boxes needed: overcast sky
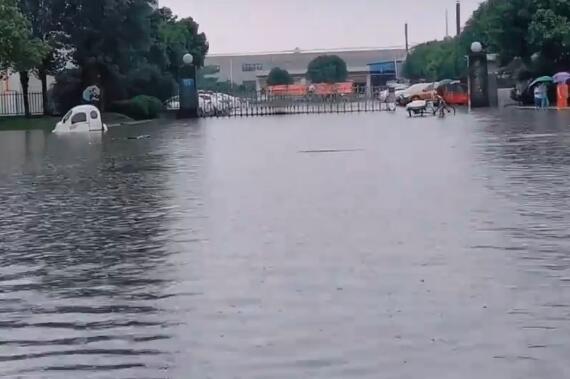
[160,0,484,54]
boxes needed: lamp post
[467,41,490,108]
[178,53,199,119]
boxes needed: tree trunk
[39,67,49,116]
[19,71,31,118]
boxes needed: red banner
[268,82,354,96]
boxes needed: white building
[204,47,407,90]
[0,71,55,116]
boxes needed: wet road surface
[1,110,570,378]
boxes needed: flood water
[1,110,570,378]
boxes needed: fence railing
[182,86,394,118]
[0,92,44,117]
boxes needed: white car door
[88,109,102,131]
[69,111,89,132]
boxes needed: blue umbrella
[553,72,570,84]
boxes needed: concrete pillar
[468,52,489,108]
[178,65,198,118]
[487,54,499,107]
[366,74,372,97]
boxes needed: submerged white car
[53,105,108,133]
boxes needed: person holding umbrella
[540,82,550,108]
[553,72,570,109]
[529,76,554,109]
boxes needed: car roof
[405,83,431,92]
[71,105,100,113]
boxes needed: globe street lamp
[467,41,490,108]
[178,52,199,119]
[183,53,194,66]
[470,41,483,54]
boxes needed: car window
[71,112,87,124]
[62,110,72,123]
[90,111,98,119]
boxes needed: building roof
[204,48,407,84]
[206,48,406,73]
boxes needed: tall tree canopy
[306,55,348,83]
[2,0,210,112]
[18,0,69,114]
[404,0,570,80]
[64,0,154,75]
[0,0,48,116]
[53,2,208,107]
[148,9,209,79]
[267,67,293,85]
[0,0,46,71]
[403,39,463,81]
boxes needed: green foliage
[404,39,465,81]
[64,0,154,73]
[460,0,536,66]
[3,1,209,113]
[0,0,47,71]
[110,95,163,120]
[267,67,293,85]
[126,63,176,101]
[57,3,208,107]
[404,0,570,80]
[528,8,570,71]
[17,0,69,73]
[307,55,348,83]
[148,7,209,79]
[51,68,83,113]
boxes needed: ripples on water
[0,111,569,378]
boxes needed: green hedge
[110,95,163,120]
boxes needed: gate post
[366,74,372,98]
[178,53,199,119]
[468,42,490,108]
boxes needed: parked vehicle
[164,93,236,116]
[440,81,468,105]
[380,83,409,102]
[164,96,180,111]
[397,83,437,105]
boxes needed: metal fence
[0,92,44,117]
[189,86,393,118]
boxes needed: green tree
[267,67,293,85]
[404,39,465,81]
[528,7,570,71]
[18,0,69,115]
[404,0,570,81]
[306,55,348,83]
[149,7,209,79]
[62,0,155,107]
[0,0,47,117]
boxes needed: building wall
[1,71,55,93]
[1,72,56,116]
[204,48,406,85]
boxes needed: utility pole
[445,9,449,38]
[456,1,461,36]
[405,23,409,54]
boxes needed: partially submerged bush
[110,95,163,120]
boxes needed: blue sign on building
[368,61,397,75]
